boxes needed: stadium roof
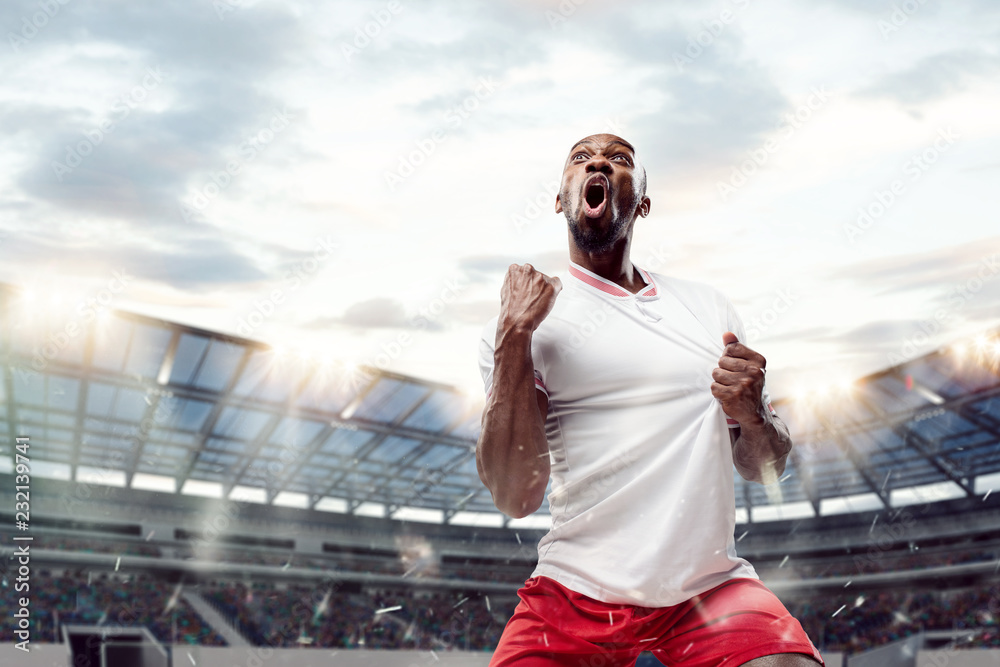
[1,283,998,528]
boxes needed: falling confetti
[984,489,992,502]
[737,531,748,542]
[186,652,196,665]
[854,595,865,608]
[779,555,789,568]
[114,556,121,571]
[452,597,468,608]
[844,580,852,588]
[375,605,402,615]
[832,605,846,617]
[485,596,491,612]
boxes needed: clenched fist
[499,263,562,335]
[711,331,769,427]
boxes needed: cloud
[826,237,1000,298]
[857,50,1000,106]
[6,1,304,230]
[306,297,448,331]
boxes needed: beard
[567,213,628,254]
[562,187,637,254]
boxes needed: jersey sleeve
[724,299,776,429]
[478,316,548,399]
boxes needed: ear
[555,194,563,214]
[638,196,650,218]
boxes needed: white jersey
[478,261,776,607]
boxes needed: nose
[585,154,612,174]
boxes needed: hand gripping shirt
[478,262,777,607]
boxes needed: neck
[568,234,644,294]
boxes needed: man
[476,134,824,666]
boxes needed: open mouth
[582,175,609,218]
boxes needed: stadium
[1,281,998,667]
[2,1,999,665]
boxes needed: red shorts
[490,576,824,667]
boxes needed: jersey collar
[568,261,659,300]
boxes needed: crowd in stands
[203,581,507,651]
[5,532,1000,657]
[789,583,1000,653]
[0,571,226,646]
[3,567,999,656]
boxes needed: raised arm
[711,331,793,485]
[476,264,561,518]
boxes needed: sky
[2,0,999,404]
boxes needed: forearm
[732,410,793,485]
[476,326,550,518]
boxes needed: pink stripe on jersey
[568,262,658,298]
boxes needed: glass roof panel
[112,387,150,422]
[412,444,464,469]
[295,368,358,414]
[353,379,428,423]
[123,322,171,379]
[368,436,421,463]
[317,428,376,458]
[192,340,246,392]
[169,333,210,385]
[40,376,81,413]
[401,389,467,432]
[173,399,213,432]
[90,317,132,372]
[85,382,116,417]
[213,406,272,441]
[268,417,326,448]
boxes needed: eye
[572,153,589,161]
[612,154,632,164]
